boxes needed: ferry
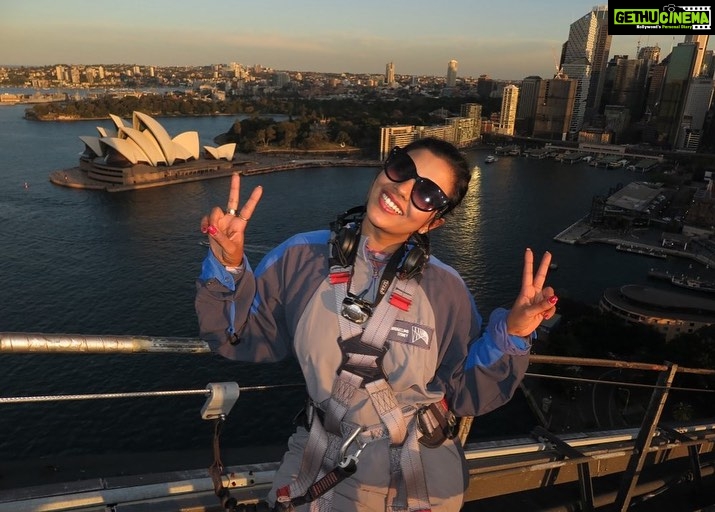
[648,268,715,293]
[616,244,667,259]
[0,334,714,511]
[670,274,715,293]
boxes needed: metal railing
[1,332,714,511]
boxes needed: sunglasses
[383,147,451,213]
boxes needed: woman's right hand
[200,173,263,267]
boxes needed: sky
[1,0,709,81]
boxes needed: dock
[553,218,715,267]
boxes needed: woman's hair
[402,137,471,217]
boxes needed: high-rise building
[70,66,81,84]
[385,62,395,86]
[516,76,541,136]
[273,72,290,88]
[703,50,715,77]
[654,42,700,146]
[605,56,648,121]
[498,85,519,136]
[684,35,709,77]
[460,103,482,120]
[677,76,714,150]
[561,5,611,139]
[476,75,495,101]
[533,75,578,140]
[447,60,458,87]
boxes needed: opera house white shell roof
[79,111,235,167]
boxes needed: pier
[553,218,715,268]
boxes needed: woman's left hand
[506,248,558,337]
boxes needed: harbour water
[0,104,708,466]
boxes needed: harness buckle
[337,334,389,387]
[417,399,456,448]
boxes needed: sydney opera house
[50,111,237,191]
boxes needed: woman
[195,137,557,511]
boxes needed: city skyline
[2,0,708,81]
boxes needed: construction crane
[552,47,566,79]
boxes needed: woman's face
[362,147,455,250]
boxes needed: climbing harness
[274,223,449,511]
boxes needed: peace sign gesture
[505,248,558,337]
[201,173,263,267]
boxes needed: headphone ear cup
[400,245,428,280]
[335,225,358,267]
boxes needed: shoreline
[554,217,715,269]
[49,153,382,192]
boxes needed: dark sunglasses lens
[412,179,447,211]
[385,152,415,182]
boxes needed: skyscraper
[447,60,458,87]
[655,42,699,146]
[498,85,519,136]
[516,76,541,136]
[533,75,578,140]
[605,56,648,121]
[684,35,709,77]
[385,62,395,86]
[678,77,714,150]
[561,5,611,139]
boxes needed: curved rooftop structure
[66,111,237,190]
[77,111,234,170]
[600,284,715,340]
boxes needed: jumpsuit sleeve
[437,280,532,418]
[194,245,294,363]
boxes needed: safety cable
[525,372,715,394]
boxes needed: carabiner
[338,426,366,469]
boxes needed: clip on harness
[275,426,367,509]
[275,236,434,512]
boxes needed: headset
[329,205,430,280]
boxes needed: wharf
[554,218,715,268]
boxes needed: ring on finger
[237,212,250,222]
[226,208,237,216]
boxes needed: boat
[484,155,498,163]
[615,244,667,259]
[648,268,715,293]
[670,274,715,293]
[0,334,714,511]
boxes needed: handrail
[2,332,714,377]
[0,332,210,353]
[1,332,714,510]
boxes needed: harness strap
[324,370,362,435]
[400,423,431,512]
[285,413,330,504]
[331,264,363,340]
[325,275,409,434]
[387,446,405,512]
[365,379,407,446]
